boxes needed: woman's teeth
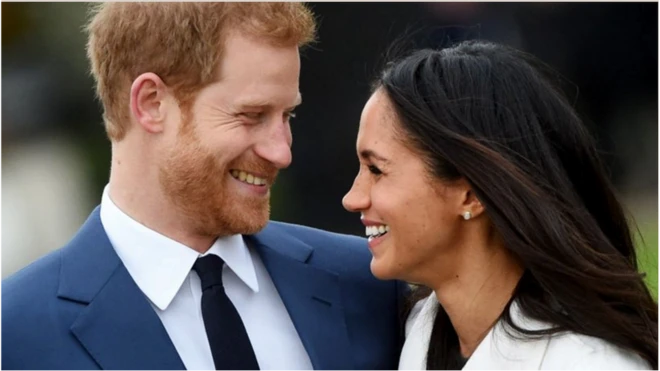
[366,225,390,239]
[230,170,267,186]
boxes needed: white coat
[399,292,651,370]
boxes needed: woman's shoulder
[542,332,650,369]
[482,301,651,370]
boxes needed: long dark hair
[376,41,658,369]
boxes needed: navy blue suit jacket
[2,207,407,370]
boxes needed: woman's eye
[367,165,382,175]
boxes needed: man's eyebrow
[359,149,390,164]
[237,93,302,111]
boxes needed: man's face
[159,31,301,237]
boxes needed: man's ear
[129,72,170,134]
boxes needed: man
[2,3,406,370]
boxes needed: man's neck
[107,177,216,254]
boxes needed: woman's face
[343,90,471,283]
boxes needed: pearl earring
[462,211,472,220]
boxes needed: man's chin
[197,207,270,237]
[240,208,271,234]
[239,220,269,236]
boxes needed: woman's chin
[370,258,399,281]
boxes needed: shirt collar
[100,185,259,311]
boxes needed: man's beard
[158,124,277,237]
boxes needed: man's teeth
[365,225,390,238]
[230,170,267,185]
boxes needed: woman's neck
[432,244,524,358]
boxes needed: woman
[343,40,657,370]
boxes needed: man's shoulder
[2,247,65,347]
[266,221,365,245]
[261,221,379,280]
[3,247,63,304]
[263,221,407,313]
[264,221,369,260]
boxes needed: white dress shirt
[100,186,312,370]
[399,292,650,370]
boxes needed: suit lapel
[247,223,354,370]
[58,207,185,370]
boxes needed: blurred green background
[637,219,658,298]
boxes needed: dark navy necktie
[193,254,260,370]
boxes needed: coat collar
[464,300,553,370]
[59,211,355,370]
[399,292,553,370]
[58,207,185,370]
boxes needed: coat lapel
[247,223,354,370]
[58,207,185,370]
[464,302,552,370]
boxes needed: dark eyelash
[368,165,382,175]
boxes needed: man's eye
[368,165,382,175]
[241,112,263,120]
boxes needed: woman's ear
[458,183,485,221]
